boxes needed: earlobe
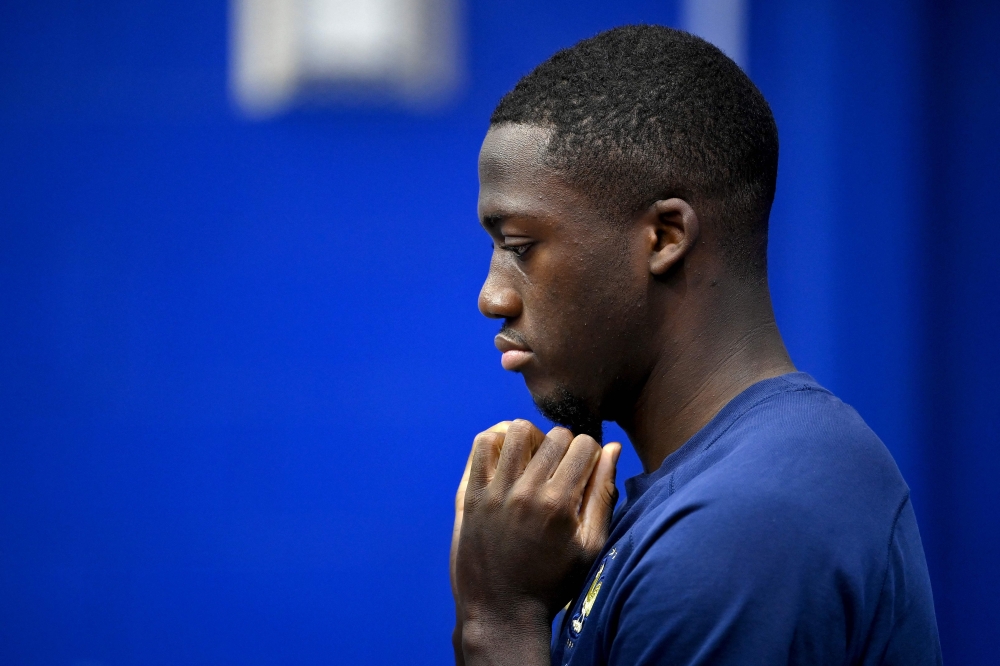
[646,198,700,276]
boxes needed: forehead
[478,124,550,180]
[477,124,588,223]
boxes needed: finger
[457,421,513,510]
[487,421,513,435]
[521,426,574,485]
[579,442,621,552]
[468,429,506,494]
[549,434,603,506]
[493,419,546,491]
[453,421,514,600]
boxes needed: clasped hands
[450,419,621,665]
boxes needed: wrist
[460,602,551,664]
[461,594,552,624]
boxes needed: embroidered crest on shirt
[569,547,616,638]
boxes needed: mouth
[494,329,534,372]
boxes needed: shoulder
[601,382,915,659]
[621,381,907,602]
[670,379,910,534]
[591,379,940,663]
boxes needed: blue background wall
[1,1,997,664]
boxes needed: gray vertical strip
[680,0,748,71]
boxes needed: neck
[616,280,795,472]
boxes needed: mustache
[498,323,529,347]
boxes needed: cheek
[576,242,646,313]
[543,260,645,349]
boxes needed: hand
[454,419,621,664]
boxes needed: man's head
[478,26,779,439]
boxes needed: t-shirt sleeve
[862,498,942,666]
[603,493,940,665]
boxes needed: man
[451,25,941,665]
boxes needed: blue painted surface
[921,1,1000,661]
[0,1,996,664]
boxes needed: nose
[478,260,522,320]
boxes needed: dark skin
[451,124,796,665]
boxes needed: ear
[641,198,700,276]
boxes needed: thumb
[579,442,621,554]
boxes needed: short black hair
[490,25,779,281]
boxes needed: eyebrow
[481,210,545,228]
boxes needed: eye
[499,239,533,259]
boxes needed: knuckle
[482,485,506,510]
[473,430,499,447]
[488,420,512,433]
[464,487,487,510]
[548,426,574,446]
[541,486,567,513]
[510,418,533,430]
[506,419,534,441]
[508,486,535,510]
[568,435,601,464]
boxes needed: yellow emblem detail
[571,560,606,634]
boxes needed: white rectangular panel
[230,0,460,116]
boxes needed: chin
[529,381,604,442]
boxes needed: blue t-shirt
[551,373,941,665]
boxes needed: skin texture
[451,124,796,665]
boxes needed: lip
[494,333,534,372]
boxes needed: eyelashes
[499,242,532,258]
[493,235,534,259]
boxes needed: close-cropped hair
[491,25,779,281]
